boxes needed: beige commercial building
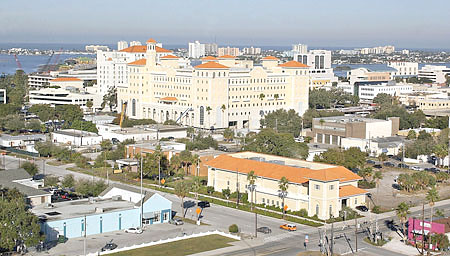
[117,39,310,130]
[206,152,367,220]
[310,116,399,146]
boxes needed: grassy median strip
[110,234,236,256]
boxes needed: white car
[124,227,143,234]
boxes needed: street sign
[196,208,201,215]
[284,205,288,211]
[161,178,165,185]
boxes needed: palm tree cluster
[167,150,201,177]
[397,171,440,192]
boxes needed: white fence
[86,230,241,256]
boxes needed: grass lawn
[110,234,237,256]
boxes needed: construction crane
[40,51,54,73]
[13,54,22,70]
[119,101,128,128]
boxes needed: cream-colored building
[117,39,310,130]
[206,152,367,220]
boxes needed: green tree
[260,109,303,137]
[406,130,417,140]
[244,128,308,159]
[191,176,201,200]
[61,174,75,189]
[426,186,440,251]
[86,100,93,112]
[314,147,366,170]
[26,119,42,131]
[278,176,289,219]
[309,88,358,109]
[101,87,117,111]
[223,128,234,142]
[4,115,25,132]
[0,188,42,252]
[21,162,39,176]
[431,233,450,251]
[222,188,231,200]
[372,93,394,106]
[396,202,410,244]
[436,172,449,183]
[247,170,257,210]
[100,139,113,151]
[206,106,212,128]
[302,109,344,129]
[70,120,98,133]
[44,175,59,187]
[55,104,83,125]
[221,104,226,127]
[174,180,191,217]
[29,104,56,122]
[434,144,448,166]
[373,170,383,205]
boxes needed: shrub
[372,205,381,214]
[358,180,376,189]
[21,161,39,176]
[229,224,239,233]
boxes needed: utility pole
[330,221,334,256]
[140,155,143,229]
[254,190,257,238]
[355,218,358,252]
[236,169,239,208]
[422,203,425,255]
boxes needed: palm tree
[258,93,265,118]
[433,144,448,167]
[373,170,383,205]
[274,94,279,101]
[206,106,212,129]
[221,104,226,128]
[174,180,191,217]
[396,202,410,244]
[191,176,201,200]
[278,176,289,219]
[426,186,440,251]
[247,171,256,210]
[192,154,200,176]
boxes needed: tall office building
[294,49,337,87]
[130,41,142,46]
[242,47,261,55]
[188,41,206,58]
[117,38,310,130]
[292,44,308,54]
[205,43,218,55]
[218,47,240,56]
[117,41,128,51]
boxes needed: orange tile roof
[202,56,218,60]
[160,55,179,59]
[339,185,368,198]
[107,57,113,61]
[51,77,82,82]
[278,60,309,68]
[128,59,146,65]
[160,97,178,101]
[218,55,236,59]
[120,45,147,53]
[156,46,172,53]
[304,167,361,182]
[204,154,362,184]
[146,38,157,43]
[194,61,229,69]
[262,56,279,60]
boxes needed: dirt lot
[368,166,450,210]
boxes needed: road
[7,155,450,256]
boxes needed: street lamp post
[278,190,288,218]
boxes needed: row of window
[229,86,286,91]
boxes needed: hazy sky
[1,0,449,48]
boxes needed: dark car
[366,159,376,164]
[350,167,360,174]
[101,242,117,252]
[427,167,440,173]
[373,164,382,169]
[218,145,228,152]
[397,163,409,169]
[383,162,395,167]
[111,138,120,145]
[356,205,369,212]
[257,227,272,234]
[169,218,184,225]
[198,201,210,208]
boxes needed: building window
[163,211,169,221]
[262,198,265,204]
[316,204,319,216]
[132,99,136,116]
[329,185,334,190]
[329,205,333,217]
[276,201,279,206]
[272,200,274,205]
[154,212,160,222]
[355,198,358,205]
[315,184,320,190]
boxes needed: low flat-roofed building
[83,115,115,125]
[51,129,102,146]
[415,98,450,111]
[0,134,46,152]
[97,124,187,142]
[341,136,404,157]
[35,184,172,241]
[206,152,367,220]
[0,168,51,207]
[311,115,399,146]
[28,88,102,111]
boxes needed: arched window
[199,106,204,125]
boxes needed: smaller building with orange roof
[205,151,367,220]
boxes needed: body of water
[332,63,450,77]
[0,54,94,75]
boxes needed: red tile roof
[156,46,172,53]
[120,45,146,53]
[202,56,218,60]
[51,77,82,82]
[194,61,229,69]
[160,97,178,101]
[160,55,179,59]
[128,59,146,65]
[339,185,368,198]
[278,60,309,68]
[262,56,279,60]
[218,55,236,59]
[146,38,157,43]
[205,154,362,184]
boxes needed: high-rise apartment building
[130,41,142,47]
[117,39,310,130]
[205,43,218,56]
[218,47,240,57]
[242,46,261,55]
[388,61,419,77]
[117,41,128,51]
[188,41,206,58]
[292,44,308,54]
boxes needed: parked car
[218,145,228,152]
[350,167,360,174]
[366,159,376,164]
[198,201,210,208]
[373,164,382,169]
[101,242,117,251]
[111,138,120,145]
[169,218,184,225]
[124,227,143,234]
[280,224,297,231]
[428,167,441,173]
[397,163,409,169]
[257,227,272,234]
[383,162,395,167]
[356,205,369,212]
[410,166,424,171]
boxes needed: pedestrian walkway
[382,232,422,256]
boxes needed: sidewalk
[381,231,422,256]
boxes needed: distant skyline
[1,0,449,49]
